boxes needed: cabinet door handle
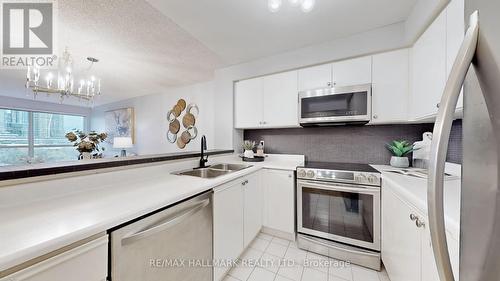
[373,114,378,119]
[410,213,418,221]
[327,82,332,87]
[416,218,425,228]
[436,103,440,108]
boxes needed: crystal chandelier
[268,0,315,13]
[26,48,101,103]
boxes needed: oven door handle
[298,180,380,194]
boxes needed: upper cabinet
[262,71,299,128]
[234,78,263,128]
[235,70,299,129]
[297,56,372,92]
[446,0,465,110]
[332,56,372,87]
[371,49,410,124]
[297,63,333,91]
[411,12,447,120]
[410,0,465,120]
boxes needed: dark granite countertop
[0,149,234,182]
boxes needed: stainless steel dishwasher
[110,191,213,281]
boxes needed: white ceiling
[146,0,418,65]
[0,0,223,106]
[0,0,418,107]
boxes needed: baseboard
[261,226,295,241]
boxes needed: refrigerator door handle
[428,11,479,281]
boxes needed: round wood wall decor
[172,104,182,117]
[182,113,196,128]
[181,130,192,144]
[167,99,198,149]
[176,137,186,149]
[177,99,187,111]
[169,119,180,134]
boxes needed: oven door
[299,84,371,125]
[297,179,380,251]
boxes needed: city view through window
[0,108,85,166]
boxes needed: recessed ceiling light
[301,0,315,12]
[268,0,282,13]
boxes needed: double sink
[174,163,252,179]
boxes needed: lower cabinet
[262,169,295,237]
[382,183,459,281]
[3,235,108,281]
[243,172,263,247]
[213,171,263,281]
[382,187,424,281]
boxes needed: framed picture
[105,107,135,144]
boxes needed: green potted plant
[242,140,256,159]
[66,130,107,160]
[386,140,418,168]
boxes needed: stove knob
[356,174,367,183]
[297,169,306,178]
[368,175,378,184]
[306,170,315,178]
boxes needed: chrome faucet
[199,135,209,168]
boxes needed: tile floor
[223,232,391,281]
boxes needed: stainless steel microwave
[299,84,372,126]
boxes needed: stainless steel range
[296,162,381,270]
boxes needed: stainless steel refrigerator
[428,0,500,280]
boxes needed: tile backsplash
[244,120,462,165]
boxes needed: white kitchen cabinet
[234,77,263,128]
[421,226,460,281]
[371,49,410,124]
[382,182,459,281]
[382,187,423,281]
[421,228,441,281]
[446,0,465,110]
[297,56,372,92]
[213,179,245,281]
[243,172,263,248]
[411,11,447,120]
[235,71,299,129]
[332,56,372,87]
[263,71,299,128]
[298,63,333,91]
[262,169,295,236]
[410,0,465,121]
[3,235,108,281]
[213,171,263,281]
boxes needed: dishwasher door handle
[121,199,210,246]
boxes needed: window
[0,108,85,166]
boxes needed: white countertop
[371,164,461,241]
[0,153,304,272]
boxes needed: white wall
[90,81,215,156]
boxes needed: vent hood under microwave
[299,84,372,126]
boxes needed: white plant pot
[81,152,92,160]
[244,149,254,158]
[390,156,410,168]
